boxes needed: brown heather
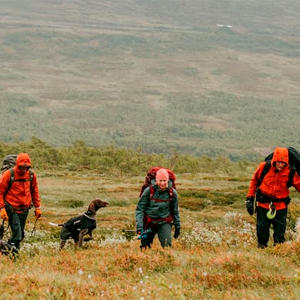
[0,170,300,299]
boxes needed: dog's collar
[83,213,96,220]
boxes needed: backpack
[1,154,34,194]
[139,166,176,197]
[257,147,300,189]
[1,154,18,173]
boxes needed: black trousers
[7,210,29,249]
[256,206,287,247]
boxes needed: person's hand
[174,228,180,239]
[35,208,42,219]
[246,197,254,215]
[0,208,8,221]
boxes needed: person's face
[19,165,30,175]
[157,179,168,190]
[275,161,287,171]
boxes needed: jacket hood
[271,147,289,165]
[16,153,32,168]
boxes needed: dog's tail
[48,222,64,227]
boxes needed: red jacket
[247,147,300,210]
[0,153,41,212]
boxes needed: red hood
[16,153,32,168]
[271,147,289,165]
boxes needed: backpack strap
[5,168,34,195]
[149,185,174,202]
[7,168,15,192]
[257,160,271,190]
[149,185,154,199]
[287,165,296,188]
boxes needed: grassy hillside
[1,168,300,299]
[0,0,300,159]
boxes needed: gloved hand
[0,208,9,221]
[174,228,180,239]
[246,197,255,215]
[138,229,152,249]
[35,208,42,219]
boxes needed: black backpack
[1,154,18,173]
[257,147,300,189]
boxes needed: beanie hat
[156,168,169,181]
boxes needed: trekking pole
[0,220,5,240]
[31,218,38,237]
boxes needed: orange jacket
[0,153,41,212]
[247,147,300,210]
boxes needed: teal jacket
[135,180,181,232]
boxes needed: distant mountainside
[0,0,299,160]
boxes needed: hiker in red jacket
[0,153,42,250]
[246,147,300,248]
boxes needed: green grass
[1,168,300,299]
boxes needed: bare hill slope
[0,0,299,160]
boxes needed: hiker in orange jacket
[0,153,42,250]
[246,147,300,248]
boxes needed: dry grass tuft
[0,172,300,299]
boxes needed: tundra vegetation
[0,140,300,299]
[1,0,300,160]
[1,0,300,297]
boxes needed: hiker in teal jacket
[136,168,181,248]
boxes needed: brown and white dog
[51,199,108,249]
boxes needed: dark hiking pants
[256,206,287,247]
[7,210,29,249]
[143,222,172,248]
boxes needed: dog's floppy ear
[88,199,108,213]
[88,200,97,213]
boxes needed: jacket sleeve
[135,187,150,231]
[171,189,181,229]
[30,173,41,208]
[246,162,266,198]
[0,170,11,209]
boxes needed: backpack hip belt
[5,201,31,213]
[143,214,173,229]
[256,190,290,204]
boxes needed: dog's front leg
[78,228,89,247]
[60,240,66,250]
